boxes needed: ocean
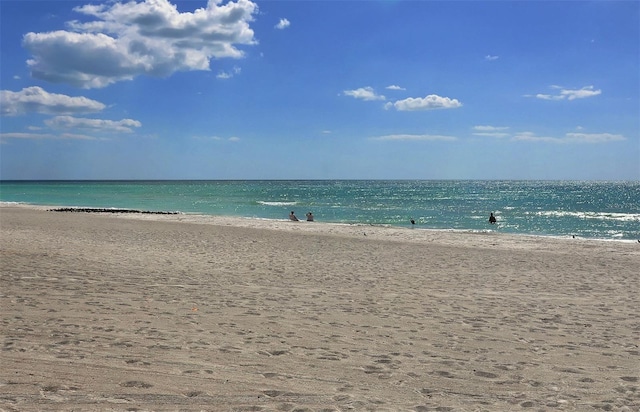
[1,180,639,242]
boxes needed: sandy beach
[1,205,639,411]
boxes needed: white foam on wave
[535,210,640,222]
[257,201,298,206]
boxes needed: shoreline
[3,202,638,245]
[1,205,639,410]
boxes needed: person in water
[289,211,299,221]
[306,212,314,221]
[489,213,497,224]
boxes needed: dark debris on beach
[49,207,179,215]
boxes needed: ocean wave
[257,201,298,207]
[534,210,640,222]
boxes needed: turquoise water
[1,180,639,241]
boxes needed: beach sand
[1,205,639,411]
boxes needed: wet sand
[1,205,639,411]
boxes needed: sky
[1,0,638,180]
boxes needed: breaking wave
[535,210,640,222]
[257,201,298,207]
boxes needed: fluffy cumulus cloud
[385,94,462,111]
[343,86,386,101]
[22,0,258,88]
[275,18,290,29]
[532,85,602,101]
[0,86,105,116]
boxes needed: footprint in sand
[120,380,153,389]
[474,370,499,379]
[434,370,455,379]
[262,390,285,398]
[620,376,638,382]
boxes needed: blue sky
[1,0,638,180]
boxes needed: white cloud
[512,131,624,143]
[194,135,240,142]
[474,132,510,138]
[23,0,258,88]
[0,86,105,116]
[386,85,405,91]
[0,132,98,140]
[511,132,557,142]
[343,86,385,101]
[60,133,104,140]
[275,18,290,29]
[564,132,625,143]
[371,134,457,142]
[485,55,499,61]
[561,86,602,100]
[470,126,623,143]
[535,93,564,101]
[217,66,241,79]
[45,115,142,133]
[1,132,57,140]
[385,94,462,111]
[473,125,509,132]
[530,85,601,101]
[472,125,510,138]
